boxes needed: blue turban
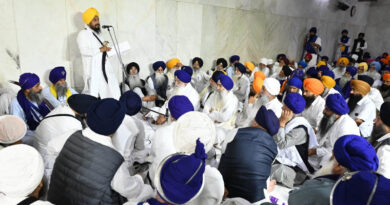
[219,74,233,90]
[119,91,142,116]
[174,70,191,83]
[292,69,305,80]
[156,139,207,204]
[87,98,125,135]
[211,71,225,83]
[319,65,330,73]
[229,55,240,63]
[332,171,390,205]
[326,93,349,115]
[283,93,306,114]
[67,94,98,114]
[19,73,40,90]
[306,67,318,78]
[380,102,390,127]
[310,27,317,33]
[346,66,357,77]
[49,66,66,84]
[153,61,166,71]
[168,95,194,120]
[341,29,348,34]
[235,63,246,74]
[358,75,374,86]
[370,61,381,72]
[255,106,280,136]
[298,60,308,69]
[288,77,303,89]
[383,67,390,72]
[321,56,329,61]
[182,66,193,77]
[322,69,335,79]
[334,135,378,171]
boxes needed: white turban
[0,115,27,144]
[352,54,358,61]
[263,78,281,96]
[0,144,44,197]
[267,59,274,65]
[259,58,268,65]
[173,111,216,154]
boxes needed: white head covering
[0,144,44,197]
[267,59,274,65]
[259,58,268,65]
[0,115,27,144]
[263,78,281,96]
[352,54,359,61]
[173,111,216,154]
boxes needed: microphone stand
[105,26,127,93]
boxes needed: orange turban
[303,78,324,95]
[383,74,390,81]
[381,58,389,66]
[351,80,371,96]
[167,58,181,69]
[254,71,266,80]
[337,57,350,65]
[317,61,326,68]
[358,62,368,72]
[321,76,336,89]
[252,78,264,94]
[387,55,390,61]
[82,8,99,25]
[245,61,255,71]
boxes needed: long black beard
[319,114,337,136]
[91,24,101,34]
[381,84,390,92]
[347,94,363,113]
[27,91,43,104]
[55,82,68,97]
[303,95,316,108]
[370,124,388,146]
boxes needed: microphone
[102,25,113,29]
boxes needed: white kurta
[322,87,340,100]
[77,26,120,99]
[300,96,325,131]
[348,95,376,138]
[332,66,346,80]
[0,196,53,205]
[203,91,238,129]
[191,69,210,93]
[42,87,78,108]
[163,83,200,111]
[376,133,390,179]
[335,38,351,60]
[309,114,360,169]
[367,87,384,111]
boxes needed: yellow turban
[82,8,99,25]
[358,62,368,72]
[351,80,371,96]
[303,78,324,95]
[167,58,181,69]
[337,57,350,65]
[321,76,336,89]
[254,71,266,80]
[317,61,326,68]
[245,61,255,72]
[252,78,264,94]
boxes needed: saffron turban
[82,7,99,25]
[338,57,350,65]
[358,62,368,72]
[383,74,390,81]
[351,79,371,96]
[317,61,326,68]
[252,77,263,94]
[254,71,266,80]
[167,58,181,69]
[245,61,255,71]
[303,78,324,95]
[321,76,336,89]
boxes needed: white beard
[215,90,229,110]
[257,93,270,107]
[367,70,378,79]
[128,74,142,90]
[172,84,186,96]
[313,158,337,178]
[339,75,351,88]
[155,73,166,87]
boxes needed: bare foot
[267,179,276,193]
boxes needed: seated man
[244,61,256,83]
[289,134,379,205]
[301,78,325,131]
[232,63,250,104]
[0,144,53,204]
[203,74,238,129]
[219,106,279,203]
[122,62,149,104]
[321,75,340,100]
[258,58,270,77]
[348,79,376,138]
[309,93,360,170]
[380,73,390,102]
[42,66,78,108]
[191,57,209,93]
[358,75,384,111]
[144,61,169,107]
[272,93,318,188]
[48,98,153,203]
[226,55,240,78]
[333,57,349,80]
[0,115,27,150]
[166,58,182,91]
[10,73,52,145]
[271,65,292,82]
[200,70,225,108]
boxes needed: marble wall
[0,0,373,91]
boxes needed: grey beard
[367,70,378,79]
[155,73,166,87]
[128,75,142,90]
[257,94,270,106]
[371,124,388,145]
[339,75,351,88]
[313,158,337,178]
[319,113,337,136]
[55,82,68,98]
[28,90,44,104]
